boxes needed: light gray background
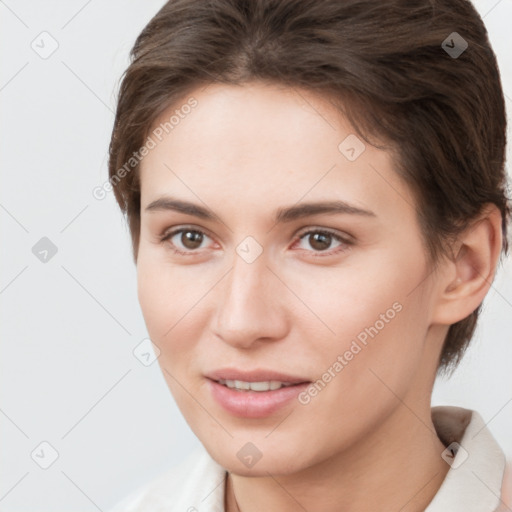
[1,1,511,510]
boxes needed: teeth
[218,379,296,391]
[234,380,251,390]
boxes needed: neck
[225,403,450,512]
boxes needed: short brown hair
[108,0,510,374]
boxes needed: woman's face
[137,81,445,475]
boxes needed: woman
[107,0,511,510]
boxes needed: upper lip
[205,368,310,384]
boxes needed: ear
[431,204,503,325]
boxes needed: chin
[204,439,310,477]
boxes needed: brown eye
[160,227,211,255]
[295,229,352,257]
[308,232,332,251]
[179,230,204,250]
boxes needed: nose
[212,248,288,349]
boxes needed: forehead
[143,81,355,171]
[138,81,413,221]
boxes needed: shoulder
[107,445,227,512]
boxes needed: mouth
[214,378,305,392]
[204,368,311,418]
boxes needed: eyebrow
[144,196,376,223]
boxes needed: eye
[293,228,352,257]
[159,227,213,256]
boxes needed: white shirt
[108,406,506,512]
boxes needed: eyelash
[158,225,352,258]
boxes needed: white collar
[426,406,506,511]
[111,406,506,512]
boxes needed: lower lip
[206,379,310,418]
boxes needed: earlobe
[431,204,503,325]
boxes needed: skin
[136,81,503,512]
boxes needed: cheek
[137,261,168,338]
[136,248,196,349]
[296,244,429,388]
[137,258,202,410]
[137,237,194,319]
[289,256,419,342]
[290,283,427,456]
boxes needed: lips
[205,368,310,385]
[204,368,312,418]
